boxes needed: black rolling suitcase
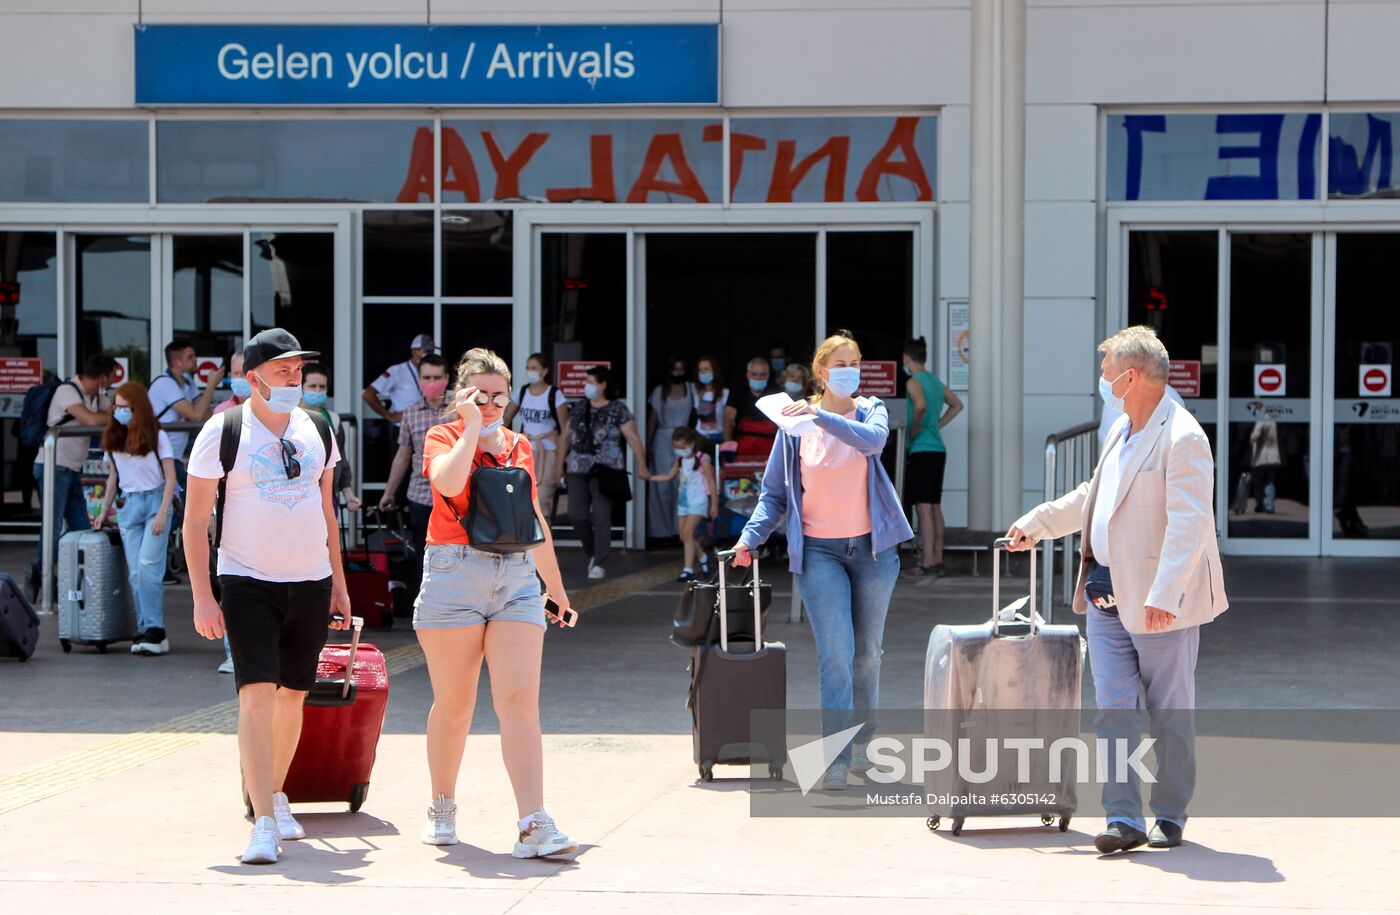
[689,551,787,782]
[0,572,40,662]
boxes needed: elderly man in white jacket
[1007,325,1228,855]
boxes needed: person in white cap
[363,334,437,503]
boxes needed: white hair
[1098,326,1169,381]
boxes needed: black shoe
[162,569,182,585]
[27,566,41,603]
[1094,822,1148,854]
[1147,820,1183,848]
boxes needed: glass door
[1324,233,1400,555]
[1222,232,1323,554]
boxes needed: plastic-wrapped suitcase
[259,617,389,814]
[0,572,40,661]
[689,551,787,782]
[923,539,1084,836]
[56,529,137,654]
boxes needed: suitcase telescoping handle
[991,537,1038,637]
[339,615,364,699]
[715,550,762,653]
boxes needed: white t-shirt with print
[107,431,174,493]
[187,407,341,583]
[516,385,567,449]
[148,370,200,457]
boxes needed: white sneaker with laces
[422,794,459,846]
[587,561,605,581]
[272,791,305,840]
[513,809,578,858]
[241,816,281,865]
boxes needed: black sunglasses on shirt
[278,439,301,481]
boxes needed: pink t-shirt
[799,411,872,540]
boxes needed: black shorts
[906,451,948,505]
[220,575,331,692]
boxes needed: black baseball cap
[243,328,319,373]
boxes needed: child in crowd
[648,427,719,581]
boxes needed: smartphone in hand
[545,599,578,628]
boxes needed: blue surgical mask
[229,377,252,399]
[303,390,328,408]
[481,418,504,435]
[784,380,804,395]
[1098,370,1132,413]
[113,407,133,426]
[770,358,786,372]
[698,372,715,385]
[675,447,694,459]
[826,366,861,398]
[583,383,600,400]
[182,371,195,383]
[748,378,767,394]
[255,375,303,414]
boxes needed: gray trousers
[566,472,614,566]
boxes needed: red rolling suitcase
[341,533,394,629]
[283,617,389,813]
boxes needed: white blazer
[1015,394,1229,635]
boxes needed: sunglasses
[278,439,301,481]
[470,392,512,408]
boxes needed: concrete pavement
[2,544,1398,912]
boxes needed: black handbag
[591,464,633,503]
[441,439,545,554]
[671,569,772,647]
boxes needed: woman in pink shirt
[730,332,913,791]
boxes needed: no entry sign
[194,356,224,389]
[859,361,899,398]
[1360,363,1392,397]
[111,357,129,386]
[1253,364,1286,398]
[556,360,609,399]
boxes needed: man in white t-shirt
[182,328,352,866]
[149,339,225,550]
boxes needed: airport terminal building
[0,1,1396,557]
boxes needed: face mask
[113,407,133,426]
[303,390,328,408]
[675,447,694,459]
[583,383,600,400]
[748,378,767,394]
[826,366,861,398]
[182,371,195,383]
[784,380,804,395]
[901,362,913,376]
[420,379,448,401]
[254,374,303,414]
[770,358,786,372]
[229,377,251,399]
[1098,370,1132,412]
[525,370,542,385]
[698,372,714,385]
[481,418,504,435]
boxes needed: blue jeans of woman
[116,488,171,633]
[793,533,900,766]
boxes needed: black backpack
[16,378,80,450]
[517,383,562,433]
[440,436,544,554]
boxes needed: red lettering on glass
[396,126,436,202]
[627,133,710,203]
[855,116,933,201]
[767,136,851,202]
[546,135,617,202]
[482,131,549,200]
[441,127,483,202]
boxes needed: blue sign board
[135,24,720,106]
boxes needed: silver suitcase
[923,538,1084,836]
[57,529,137,654]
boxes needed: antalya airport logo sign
[135,24,720,107]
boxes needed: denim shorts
[413,543,546,629]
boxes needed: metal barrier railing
[1041,421,1100,613]
[39,412,359,616]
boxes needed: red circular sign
[195,359,222,385]
[110,360,127,385]
[1363,368,1388,393]
[1257,367,1283,392]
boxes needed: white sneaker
[240,816,281,865]
[422,794,459,846]
[513,809,578,858]
[217,657,235,674]
[587,561,605,581]
[822,764,850,791]
[272,792,305,840]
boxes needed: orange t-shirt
[422,420,538,546]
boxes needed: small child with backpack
[647,427,719,582]
[93,382,177,655]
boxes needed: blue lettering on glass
[1297,113,1321,200]
[1121,115,1166,202]
[1330,113,1393,198]
[1204,114,1283,200]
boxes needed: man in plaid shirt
[379,353,451,558]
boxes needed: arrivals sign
[557,361,610,399]
[134,24,720,106]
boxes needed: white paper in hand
[756,393,817,437]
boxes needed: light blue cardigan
[738,397,914,574]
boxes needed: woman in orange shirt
[414,347,577,858]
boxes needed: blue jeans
[1086,565,1200,832]
[793,533,900,766]
[32,464,93,584]
[115,488,171,633]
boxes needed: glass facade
[0,120,148,203]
